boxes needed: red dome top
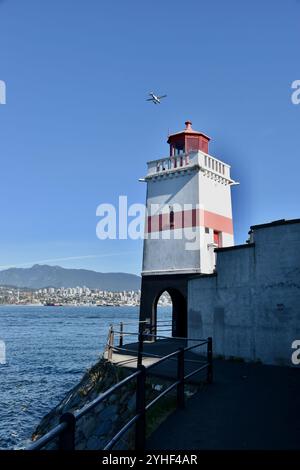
[167,121,211,156]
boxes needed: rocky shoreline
[32,358,136,450]
[31,355,194,450]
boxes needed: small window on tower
[159,213,163,232]
[170,210,175,230]
[214,230,222,247]
[205,227,210,234]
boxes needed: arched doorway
[153,288,187,338]
[139,274,193,341]
[155,291,172,338]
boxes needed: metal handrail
[113,329,207,343]
[75,371,140,420]
[27,324,212,452]
[144,333,208,342]
[110,320,171,327]
[146,347,187,371]
[113,345,208,364]
[184,341,209,351]
[114,320,147,326]
[145,380,180,411]
[184,363,209,381]
[103,414,140,450]
[27,422,68,451]
[113,346,164,358]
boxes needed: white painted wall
[142,168,200,274]
[142,150,236,276]
[198,170,234,220]
[188,221,300,366]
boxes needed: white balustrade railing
[154,154,190,173]
[146,151,231,180]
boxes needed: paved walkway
[107,338,300,449]
[106,338,209,382]
[147,359,300,450]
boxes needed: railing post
[137,328,144,367]
[207,336,213,384]
[149,321,156,343]
[177,347,185,409]
[107,325,114,361]
[135,365,146,451]
[119,321,123,348]
[59,412,76,450]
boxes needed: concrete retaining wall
[188,220,300,366]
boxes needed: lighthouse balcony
[145,151,233,183]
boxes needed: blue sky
[0,0,299,274]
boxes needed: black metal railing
[106,319,173,361]
[27,323,212,452]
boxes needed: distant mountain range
[0,264,141,291]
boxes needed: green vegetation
[146,394,177,438]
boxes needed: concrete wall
[188,220,300,366]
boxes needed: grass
[146,394,177,438]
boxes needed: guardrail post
[144,320,151,342]
[207,337,213,384]
[137,328,144,367]
[146,318,155,343]
[177,347,185,409]
[59,412,76,450]
[107,325,114,361]
[119,321,124,348]
[135,365,146,451]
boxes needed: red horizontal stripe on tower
[146,209,233,235]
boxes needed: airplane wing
[146,98,154,101]
[158,95,167,99]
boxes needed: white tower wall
[141,125,237,277]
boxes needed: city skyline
[0,285,172,307]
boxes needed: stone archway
[139,274,192,339]
[153,288,187,338]
[153,290,172,338]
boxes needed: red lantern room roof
[167,121,211,141]
[167,121,211,156]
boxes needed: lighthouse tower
[139,121,237,337]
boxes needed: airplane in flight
[146,92,167,104]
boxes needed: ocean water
[0,305,171,450]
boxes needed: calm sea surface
[0,305,171,449]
